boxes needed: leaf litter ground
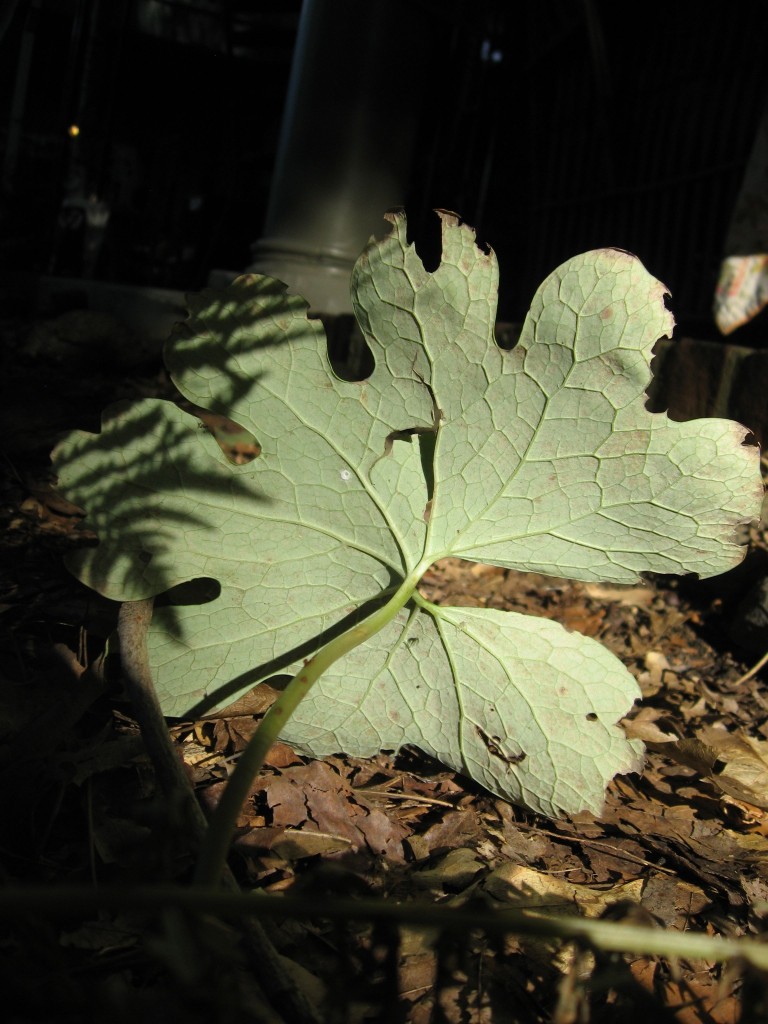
[3,313,768,1022]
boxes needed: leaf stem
[194,563,430,886]
[411,590,441,613]
[3,884,768,972]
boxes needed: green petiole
[194,560,432,886]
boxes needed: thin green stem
[3,885,768,972]
[411,590,441,613]
[194,563,431,886]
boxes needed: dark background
[2,0,768,336]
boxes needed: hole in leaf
[495,322,523,351]
[407,211,443,273]
[585,712,598,722]
[475,725,526,765]
[322,313,374,382]
[743,429,759,448]
[190,407,261,465]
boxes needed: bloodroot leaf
[52,211,763,817]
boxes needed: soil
[3,310,768,1023]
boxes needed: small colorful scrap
[714,253,768,335]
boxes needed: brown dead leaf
[638,651,675,697]
[271,829,353,860]
[27,482,86,518]
[697,726,768,809]
[658,969,741,1024]
[246,759,409,861]
[681,695,710,723]
[478,864,647,980]
[627,958,741,1024]
[582,583,654,607]
[265,775,310,828]
[622,706,679,745]
[640,873,709,929]
[648,725,768,810]
[264,742,304,769]
[559,602,605,636]
[411,847,486,891]
[204,683,281,720]
[216,716,259,752]
[398,926,437,1014]
[482,863,644,919]
[605,799,765,905]
[418,808,484,856]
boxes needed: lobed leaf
[52,211,763,815]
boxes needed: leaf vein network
[255,378,412,570]
[445,318,582,554]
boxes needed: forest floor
[3,310,768,1023]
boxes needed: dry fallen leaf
[647,724,768,810]
[482,862,644,919]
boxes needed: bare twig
[117,600,322,1024]
[354,787,456,809]
[732,648,768,687]
[118,600,203,829]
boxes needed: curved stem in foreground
[194,564,429,887]
[3,885,768,972]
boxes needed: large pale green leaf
[53,211,763,816]
[287,604,644,816]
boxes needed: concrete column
[247,0,423,314]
